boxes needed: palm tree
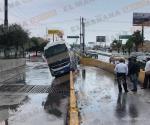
[126,37,133,55]
[132,30,143,52]
[112,39,122,53]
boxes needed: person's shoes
[125,90,129,93]
[131,89,137,92]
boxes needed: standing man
[142,57,150,89]
[115,58,128,93]
[128,57,140,92]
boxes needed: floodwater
[0,61,70,125]
[1,59,150,125]
[75,66,150,125]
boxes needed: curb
[69,71,79,125]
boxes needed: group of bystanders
[114,56,150,93]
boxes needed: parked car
[130,52,144,57]
[109,55,125,64]
[136,55,150,70]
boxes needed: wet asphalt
[75,66,150,125]
[0,61,70,125]
[1,59,150,125]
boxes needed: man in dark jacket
[128,57,140,92]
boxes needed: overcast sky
[0,0,150,45]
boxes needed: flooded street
[75,66,150,125]
[1,61,150,125]
[0,61,70,125]
[1,0,150,124]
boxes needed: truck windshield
[45,44,68,58]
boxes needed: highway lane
[0,61,70,125]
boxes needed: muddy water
[0,61,70,125]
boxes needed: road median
[80,57,145,86]
[69,71,79,125]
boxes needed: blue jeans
[130,74,138,90]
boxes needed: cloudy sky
[0,0,150,45]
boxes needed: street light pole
[4,0,8,27]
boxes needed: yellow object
[48,29,63,35]
[69,71,79,125]
[80,57,145,85]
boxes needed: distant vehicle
[136,55,150,70]
[44,40,71,77]
[145,52,150,56]
[85,51,98,59]
[109,55,125,64]
[130,52,144,57]
[136,55,148,62]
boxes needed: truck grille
[50,58,70,69]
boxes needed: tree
[0,24,29,58]
[126,37,134,55]
[122,45,126,55]
[28,37,48,56]
[8,24,29,57]
[132,30,143,52]
[111,39,122,53]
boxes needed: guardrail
[80,57,145,85]
[69,71,79,125]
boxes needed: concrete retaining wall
[80,58,145,85]
[80,58,115,73]
[0,58,25,72]
[0,58,26,84]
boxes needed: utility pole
[4,0,8,27]
[53,34,55,42]
[45,27,48,41]
[141,24,144,46]
[80,17,82,53]
[82,17,85,54]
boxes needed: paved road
[0,61,69,125]
[75,66,150,125]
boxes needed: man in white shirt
[142,57,150,89]
[114,58,128,93]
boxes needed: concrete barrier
[0,58,26,84]
[80,58,115,73]
[69,71,79,125]
[0,58,25,72]
[80,57,145,85]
